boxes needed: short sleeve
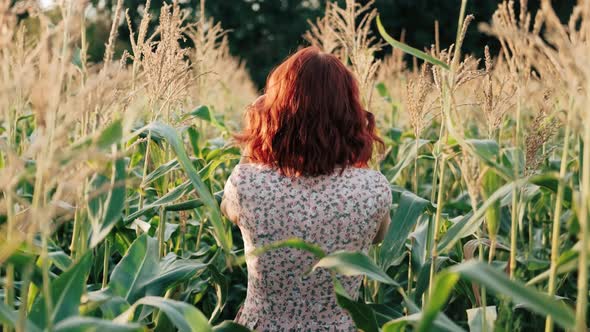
[222,167,241,224]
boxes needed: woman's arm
[221,172,241,225]
[372,211,391,244]
[222,95,265,223]
[220,198,239,224]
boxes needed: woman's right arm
[221,172,240,225]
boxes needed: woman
[221,46,392,331]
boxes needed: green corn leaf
[385,139,431,183]
[125,180,193,222]
[382,316,413,332]
[54,317,142,332]
[0,300,42,332]
[464,139,499,161]
[376,15,449,70]
[380,189,430,269]
[96,120,123,150]
[29,252,93,328]
[529,172,573,205]
[402,294,465,332]
[6,249,46,288]
[116,296,212,332]
[463,139,512,180]
[187,105,227,131]
[141,122,232,255]
[249,238,327,259]
[527,244,585,285]
[143,158,182,185]
[454,261,576,329]
[437,180,522,253]
[416,271,460,332]
[481,168,501,239]
[336,290,379,332]
[91,157,126,248]
[140,259,208,297]
[213,321,251,332]
[207,265,229,323]
[416,261,576,331]
[314,251,399,286]
[108,234,159,303]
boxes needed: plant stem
[139,131,153,210]
[158,209,167,257]
[102,236,110,288]
[40,229,53,330]
[4,188,15,332]
[17,264,33,332]
[545,104,572,332]
[70,205,81,260]
[428,155,447,299]
[509,96,523,280]
[575,109,590,331]
[480,237,488,332]
[509,185,519,280]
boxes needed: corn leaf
[29,252,93,328]
[142,122,232,255]
[54,317,142,332]
[116,296,212,332]
[314,251,399,286]
[376,15,449,70]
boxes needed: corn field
[0,0,589,331]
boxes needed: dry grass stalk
[125,2,194,119]
[303,0,382,110]
[303,2,340,55]
[524,91,558,174]
[104,0,123,65]
[480,46,517,137]
[329,0,382,109]
[0,1,140,256]
[187,15,257,123]
[459,153,482,211]
[406,63,433,139]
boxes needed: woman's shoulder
[228,162,274,183]
[348,167,389,183]
[231,162,272,174]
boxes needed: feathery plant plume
[329,0,382,109]
[406,63,434,140]
[0,0,140,261]
[139,2,192,117]
[186,13,257,123]
[484,0,590,328]
[104,0,123,66]
[480,46,516,138]
[459,152,482,211]
[303,2,340,56]
[303,0,382,110]
[524,91,558,175]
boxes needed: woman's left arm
[372,211,391,244]
[373,176,392,244]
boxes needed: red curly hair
[235,46,383,177]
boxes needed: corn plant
[1,0,589,331]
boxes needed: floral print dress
[222,163,392,332]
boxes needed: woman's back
[224,163,392,331]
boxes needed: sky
[39,0,54,9]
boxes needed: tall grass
[0,0,589,331]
